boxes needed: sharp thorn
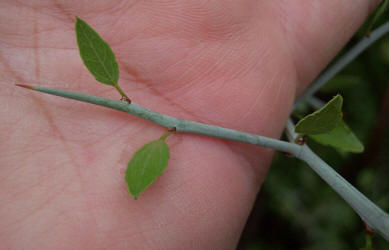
[15,84,35,90]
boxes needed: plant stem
[366,0,389,36]
[16,84,389,241]
[305,96,326,110]
[114,84,129,99]
[159,131,173,141]
[285,119,389,241]
[21,85,301,155]
[295,21,389,108]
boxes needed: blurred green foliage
[238,8,389,250]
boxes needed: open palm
[0,1,379,248]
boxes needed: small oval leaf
[295,95,343,135]
[75,17,119,86]
[125,138,170,199]
[310,121,364,153]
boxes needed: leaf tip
[335,93,343,101]
[75,17,83,30]
[129,188,140,200]
[354,143,365,153]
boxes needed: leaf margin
[295,94,343,135]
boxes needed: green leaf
[310,121,364,153]
[295,95,343,135]
[75,17,119,86]
[125,137,170,199]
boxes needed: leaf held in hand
[310,121,364,153]
[295,95,343,135]
[125,137,170,199]
[75,17,119,86]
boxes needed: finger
[276,0,382,93]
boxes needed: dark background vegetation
[238,8,389,250]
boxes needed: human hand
[0,1,380,248]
